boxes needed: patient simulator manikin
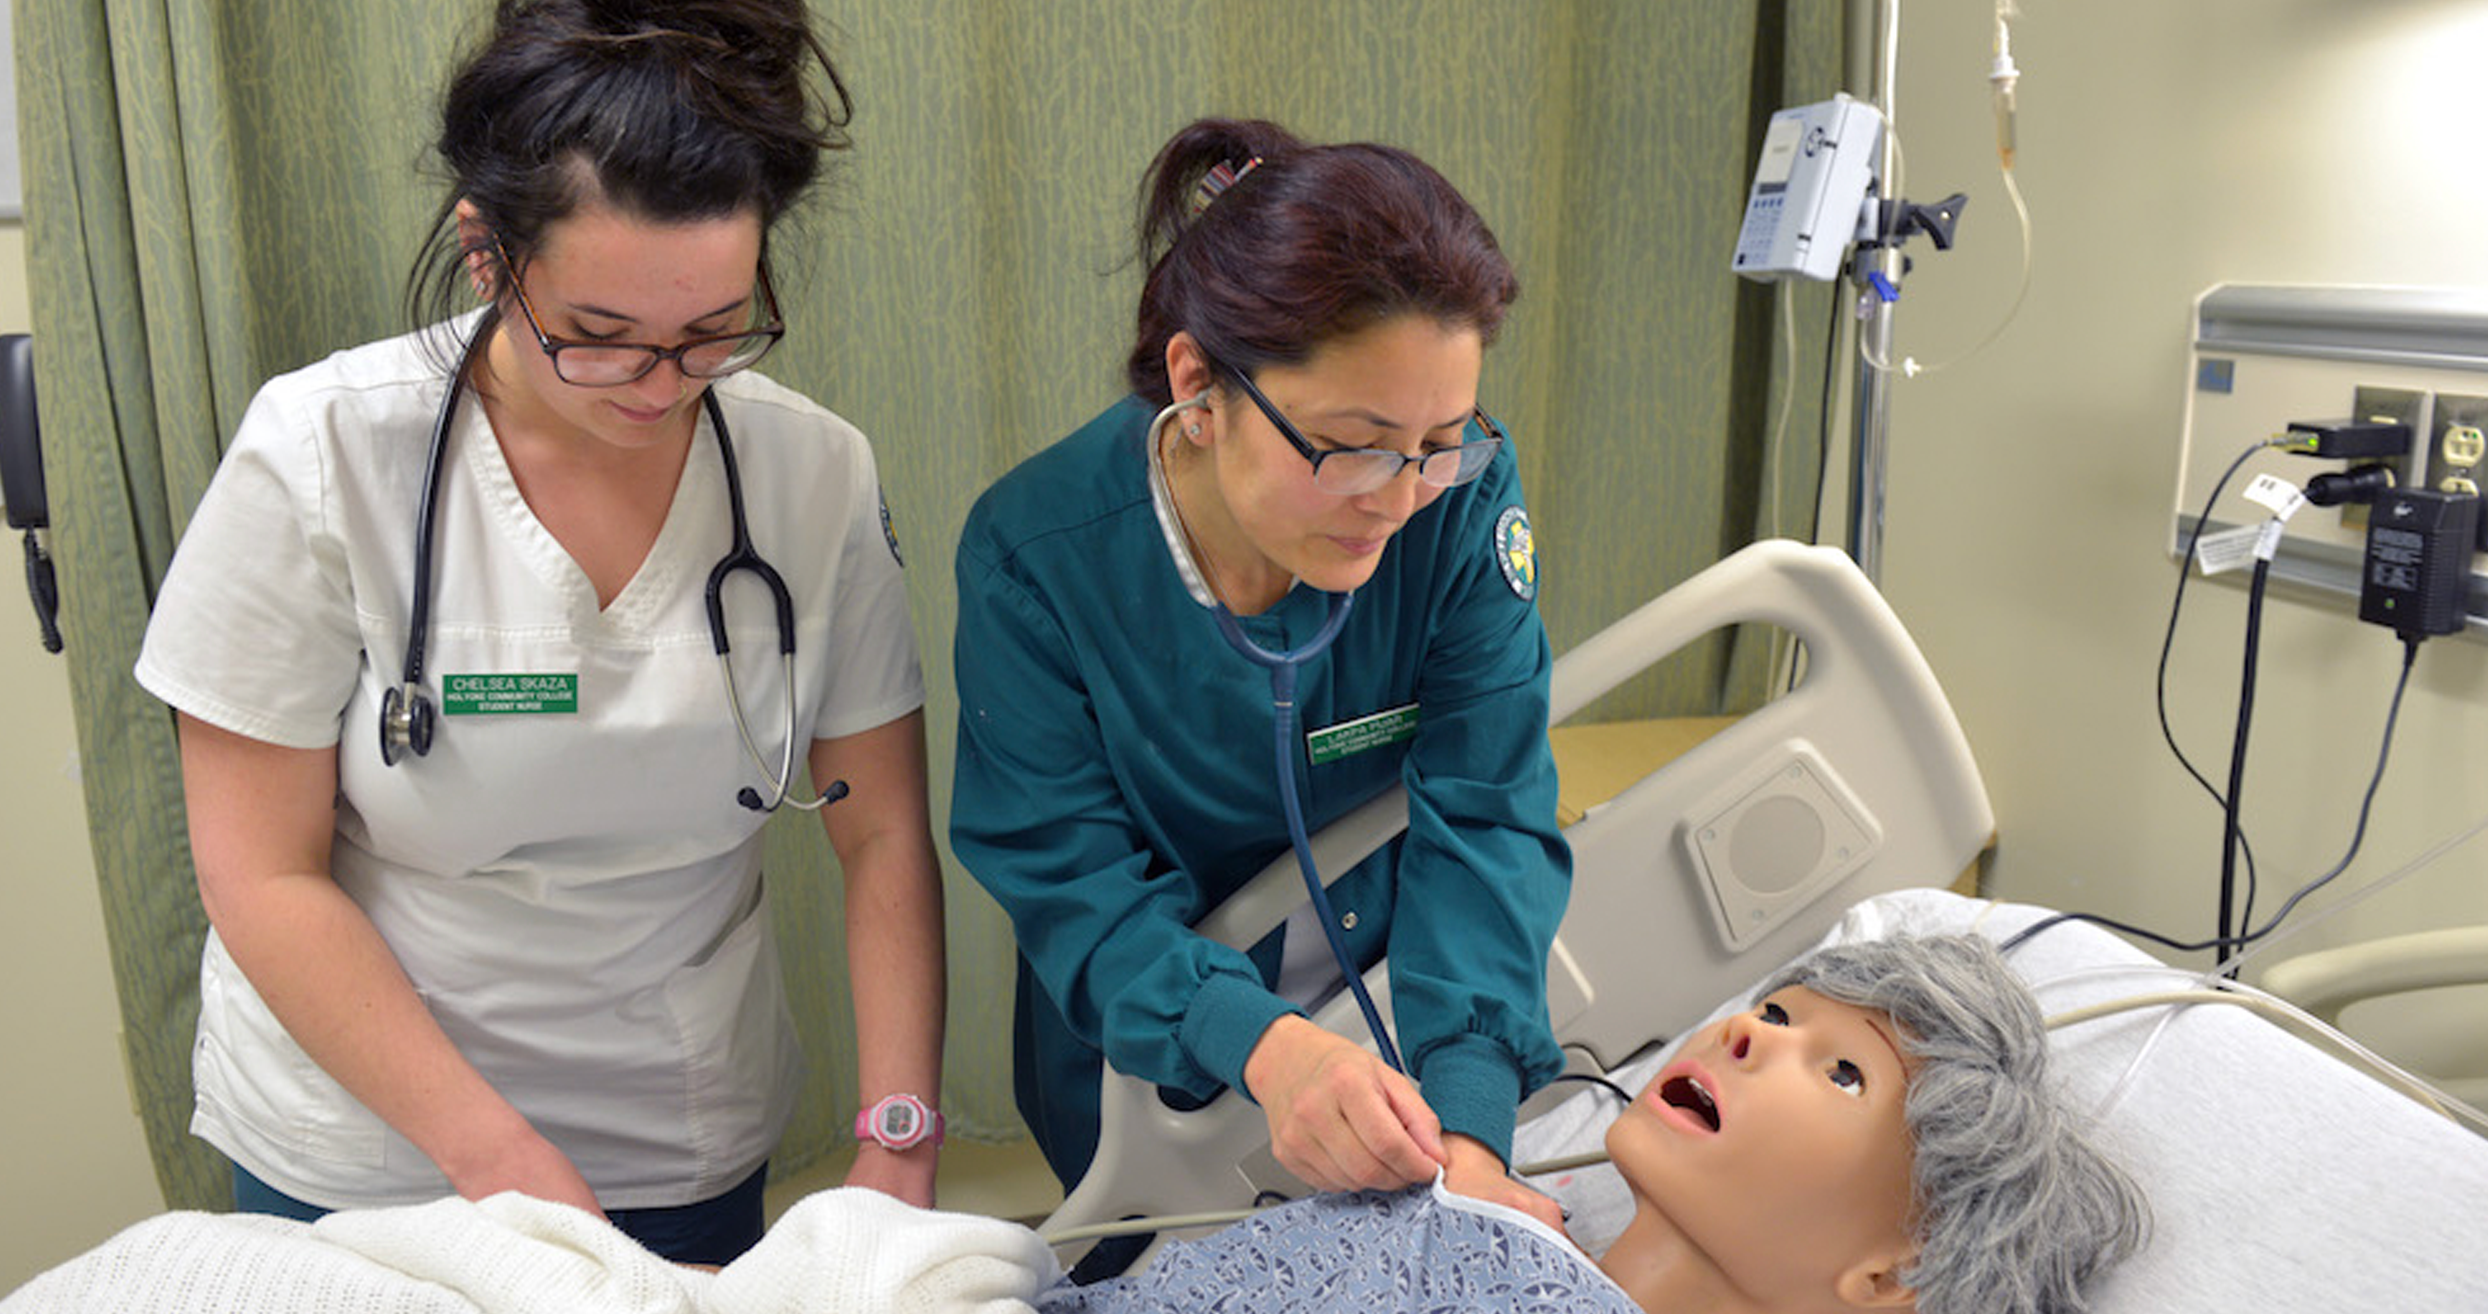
[1046,934,2146,1314]
[1595,984,1928,1312]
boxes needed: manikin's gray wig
[1761,934,2148,1314]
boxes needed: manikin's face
[1191,315,1484,599]
[483,200,767,454]
[1604,985,1918,1310]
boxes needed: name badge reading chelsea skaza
[1306,703,1419,766]
[441,673,580,716]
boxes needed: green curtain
[20,0,1840,1209]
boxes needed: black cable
[21,529,60,653]
[1545,1070,1638,1106]
[2157,438,2282,909]
[2003,636,2419,958]
[2214,555,2273,973]
[2224,635,2418,948]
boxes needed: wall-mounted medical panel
[2175,284,2488,639]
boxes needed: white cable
[2042,984,2488,1137]
[1991,0,2021,169]
[1878,0,1902,171]
[1767,278,1798,539]
[1516,1148,1613,1178]
[1040,1208,1259,1247]
[1859,159,2033,378]
[1857,0,2033,379]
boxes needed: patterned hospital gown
[1034,1181,1641,1313]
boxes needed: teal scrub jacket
[952,396,1570,1183]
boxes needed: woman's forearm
[180,714,593,1210]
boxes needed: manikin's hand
[843,1142,939,1209]
[1244,1015,1447,1192]
[1439,1133,1569,1237]
[441,1122,605,1220]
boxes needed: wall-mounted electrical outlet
[2174,285,2488,641]
[2428,392,2488,498]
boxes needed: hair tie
[1188,155,1262,218]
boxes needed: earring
[1183,423,1202,439]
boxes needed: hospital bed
[16,887,2483,1314]
[1045,538,2000,1250]
[1043,538,2488,1312]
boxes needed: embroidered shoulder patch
[879,488,905,567]
[1493,505,1537,600]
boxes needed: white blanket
[1,1189,1060,1314]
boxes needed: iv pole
[1846,0,1903,584]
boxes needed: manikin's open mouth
[1660,1074,1721,1132]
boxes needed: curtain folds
[22,0,1841,1208]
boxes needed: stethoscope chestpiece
[378,683,435,766]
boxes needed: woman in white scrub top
[130,0,944,1266]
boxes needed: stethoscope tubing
[1213,594,1405,1073]
[388,317,838,813]
[700,387,836,813]
[1159,393,1403,1072]
[400,310,501,695]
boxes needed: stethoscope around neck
[1150,393,1401,1072]
[379,310,847,815]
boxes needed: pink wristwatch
[855,1092,944,1151]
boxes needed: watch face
[876,1101,923,1141]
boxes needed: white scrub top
[136,320,924,1210]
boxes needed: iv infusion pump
[1733,92,1885,283]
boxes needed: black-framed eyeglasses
[1219,359,1505,496]
[496,237,785,387]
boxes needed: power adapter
[2281,418,2414,460]
[2303,462,2395,507]
[2359,488,2481,640]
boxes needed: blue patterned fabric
[1035,1182,1639,1313]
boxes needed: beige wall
[0,219,167,1290]
[1880,0,2488,1076]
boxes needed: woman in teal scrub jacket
[952,118,1569,1227]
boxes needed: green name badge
[1305,703,1418,766]
[441,672,580,716]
